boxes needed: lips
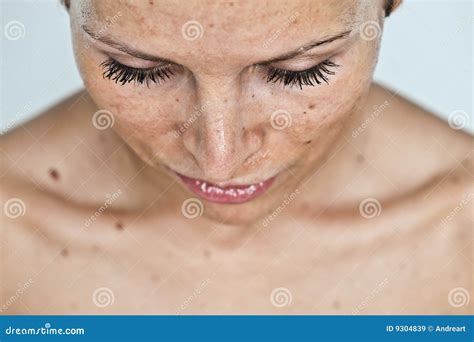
[177,173,276,204]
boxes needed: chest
[3,210,470,315]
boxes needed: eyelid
[100,58,179,86]
[263,42,346,70]
[107,53,174,69]
[265,60,339,89]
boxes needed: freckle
[223,98,228,103]
[308,104,315,109]
[356,154,365,163]
[209,23,214,28]
[303,111,307,114]
[60,248,69,257]
[48,168,60,181]
[304,140,312,144]
[332,300,340,309]
[115,221,124,230]
[151,273,160,283]
[229,1,234,6]
[252,94,255,98]
[148,0,154,4]
[203,249,211,258]
[175,98,180,102]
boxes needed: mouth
[176,173,276,204]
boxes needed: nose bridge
[186,75,246,180]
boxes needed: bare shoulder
[356,83,472,196]
[1,91,105,187]
[0,91,133,205]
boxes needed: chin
[201,200,271,226]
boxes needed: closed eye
[266,60,339,89]
[100,58,180,86]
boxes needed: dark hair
[385,0,397,17]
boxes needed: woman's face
[70,0,384,225]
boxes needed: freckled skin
[71,0,379,224]
[1,0,472,315]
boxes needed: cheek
[281,43,376,143]
[76,54,181,139]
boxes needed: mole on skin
[49,168,60,181]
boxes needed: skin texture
[1,0,472,314]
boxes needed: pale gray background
[1,0,473,133]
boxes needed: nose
[182,76,262,183]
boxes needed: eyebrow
[83,25,173,63]
[258,30,352,64]
[82,25,351,65]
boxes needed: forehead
[76,0,369,65]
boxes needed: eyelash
[100,59,176,86]
[266,60,339,89]
[100,58,339,89]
